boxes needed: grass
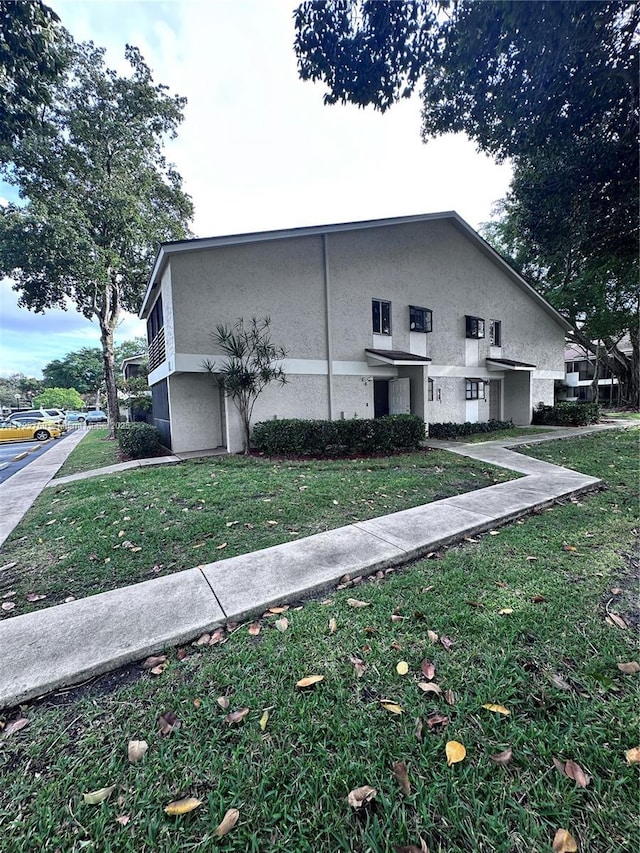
[0,429,638,852]
[55,428,120,477]
[0,450,517,617]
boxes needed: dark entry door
[373,379,389,417]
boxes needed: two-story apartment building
[140,212,571,453]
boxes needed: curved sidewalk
[0,424,627,710]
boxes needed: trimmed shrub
[252,414,425,457]
[428,419,514,440]
[532,401,599,426]
[117,422,162,459]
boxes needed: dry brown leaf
[225,708,249,724]
[259,710,269,731]
[426,713,449,729]
[489,746,513,765]
[214,807,240,837]
[563,759,590,788]
[127,740,148,764]
[418,682,442,696]
[444,689,455,706]
[445,740,466,766]
[328,617,337,634]
[347,785,377,809]
[440,636,454,650]
[392,760,411,796]
[3,717,28,736]
[420,660,435,680]
[625,746,640,763]
[482,703,511,716]
[349,656,366,678]
[248,623,261,636]
[143,654,167,668]
[396,661,409,676]
[427,629,439,644]
[217,696,230,710]
[158,711,180,736]
[83,785,116,805]
[296,675,324,688]
[552,828,578,852]
[164,797,202,816]
[275,618,289,632]
[617,661,640,674]
[380,700,403,715]
[347,598,370,608]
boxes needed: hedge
[428,419,514,440]
[117,422,162,459]
[532,401,600,426]
[252,415,425,457]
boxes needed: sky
[0,0,512,379]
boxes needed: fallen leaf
[83,785,116,805]
[420,660,435,680]
[158,711,180,736]
[217,696,230,710]
[347,785,377,809]
[127,740,148,764]
[214,807,240,837]
[418,682,442,696]
[426,713,449,729]
[143,654,167,668]
[489,746,513,765]
[392,760,411,796]
[164,797,202,816]
[3,717,28,736]
[328,617,337,634]
[296,675,324,688]
[625,746,640,763]
[444,689,455,705]
[380,700,403,715]
[440,636,454,650]
[396,661,409,676]
[225,708,249,724]
[115,815,130,826]
[427,630,439,644]
[259,710,269,731]
[498,608,514,615]
[347,598,370,608]
[349,656,366,678]
[482,703,511,716]
[563,759,590,788]
[445,740,466,766]
[552,828,578,852]
[275,618,289,632]
[248,623,261,636]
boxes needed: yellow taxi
[0,419,62,443]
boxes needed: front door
[489,380,502,420]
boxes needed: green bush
[428,419,514,440]
[117,422,162,459]
[252,415,425,457]
[532,401,600,426]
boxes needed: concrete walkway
[0,422,632,710]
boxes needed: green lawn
[0,430,637,852]
[0,449,517,617]
[55,428,120,477]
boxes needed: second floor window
[372,299,391,335]
[410,305,432,333]
[489,319,502,347]
[466,315,485,339]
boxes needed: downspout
[322,233,335,419]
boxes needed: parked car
[0,419,62,443]
[84,410,108,423]
[6,409,66,430]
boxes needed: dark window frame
[489,319,502,347]
[372,299,392,335]
[465,315,485,339]
[465,379,486,400]
[409,305,432,333]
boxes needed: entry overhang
[486,358,536,372]
[366,349,432,366]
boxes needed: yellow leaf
[296,674,324,688]
[164,797,202,816]
[259,710,269,731]
[482,703,511,716]
[445,740,466,766]
[498,608,513,615]
[396,661,409,676]
[83,785,116,805]
[214,807,240,837]
[380,700,403,715]
[625,746,640,764]
[552,828,578,852]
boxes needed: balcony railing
[148,328,166,372]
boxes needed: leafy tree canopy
[0,39,193,432]
[34,386,84,410]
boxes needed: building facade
[140,212,570,453]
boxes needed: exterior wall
[168,374,223,453]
